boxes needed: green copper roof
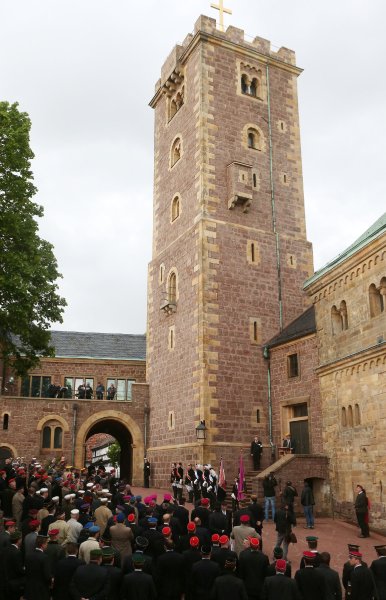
[304,212,386,289]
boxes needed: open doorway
[85,419,133,482]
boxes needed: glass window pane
[54,427,62,449]
[65,378,74,398]
[42,377,51,398]
[86,378,94,388]
[31,376,41,397]
[116,379,125,401]
[75,379,84,398]
[21,377,30,397]
[42,427,51,448]
[127,380,135,401]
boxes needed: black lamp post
[195,420,207,440]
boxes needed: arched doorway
[86,420,133,480]
[0,445,14,468]
[74,410,144,486]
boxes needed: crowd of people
[0,455,383,599]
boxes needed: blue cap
[84,522,94,530]
[148,517,157,524]
[117,513,125,523]
[135,495,142,501]
[89,525,100,533]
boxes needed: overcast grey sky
[1,1,385,334]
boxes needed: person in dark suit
[190,544,220,600]
[3,529,25,600]
[371,544,386,600]
[142,517,165,559]
[261,559,301,600]
[299,536,321,569]
[342,543,367,599]
[52,543,85,600]
[191,497,211,529]
[211,535,238,573]
[44,529,65,576]
[315,552,342,599]
[209,502,228,536]
[154,540,185,599]
[266,546,291,578]
[101,547,123,600]
[354,485,370,538]
[0,518,15,548]
[70,548,109,600]
[349,550,377,600]
[250,436,263,470]
[238,537,269,600]
[211,557,248,600]
[121,554,157,600]
[294,551,326,600]
[173,497,189,534]
[24,535,52,600]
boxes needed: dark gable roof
[266,306,316,349]
[49,331,146,360]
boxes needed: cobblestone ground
[134,485,386,574]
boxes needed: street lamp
[195,420,207,440]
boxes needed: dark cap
[201,544,212,555]
[90,548,103,559]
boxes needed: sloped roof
[49,331,146,360]
[304,212,386,289]
[265,306,316,348]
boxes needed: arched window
[2,414,9,430]
[42,426,51,448]
[369,280,385,317]
[241,74,249,94]
[41,421,63,450]
[247,128,261,150]
[171,195,180,222]
[331,305,342,335]
[354,404,361,426]
[340,300,348,330]
[159,263,165,284]
[168,272,177,304]
[341,407,347,427]
[170,137,181,167]
[347,405,353,427]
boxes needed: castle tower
[146,15,313,484]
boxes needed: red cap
[303,551,316,559]
[201,498,210,506]
[211,534,220,543]
[187,522,196,532]
[29,520,40,529]
[162,526,171,536]
[349,551,362,558]
[48,529,59,536]
[128,513,135,523]
[240,514,250,523]
[189,536,199,547]
[5,520,15,527]
[249,537,260,548]
[8,478,15,484]
[219,535,229,545]
[276,559,287,572]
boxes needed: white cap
[78,490,85,494]
[64,494,72,500]
[36,490,41,495]
[52,496,59,502]
[86,483,93,488]
[102,489,109,494]
[71,509,79,515]
[40,487,48,493]
[100,497,108,503]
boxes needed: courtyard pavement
[132,485,386,573]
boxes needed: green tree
[107,441,121,468]
[0,101,66,382]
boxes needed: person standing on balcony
[250,436,263,471]
[96,382,105,400]
[107,384,116,400]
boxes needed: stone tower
[146,15,313,485]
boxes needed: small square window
[287,353,299,378]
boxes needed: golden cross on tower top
[210,0,232,32]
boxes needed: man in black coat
[274,503,296,560]
[154,540,185,599]
[211,557,248,600]
[173,497,189,533]
[211,535,238,573]
[52,543,85,600]
[24,535,52,600]
[191,497,211,529]
[349,550,377,600]
[250,436,263,470]
[371,544,386,600]
[101,547,123,600]
[70,548,109,600]
[121,555,157,600]
[261,559,301,600]
[208,502,228,535]
[294,551,326,600]
[238,537,269,600]
[0,519,16,548]
[266,546,291,578]
[315,552,342,600]
[190,544,220,600]
[3,530,25,600]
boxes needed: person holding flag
[217,457,227,503]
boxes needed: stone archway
[74,410,144,485]
[0,443,17,467]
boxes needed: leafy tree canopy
[0,101,66,378]
[107,441,121,468]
